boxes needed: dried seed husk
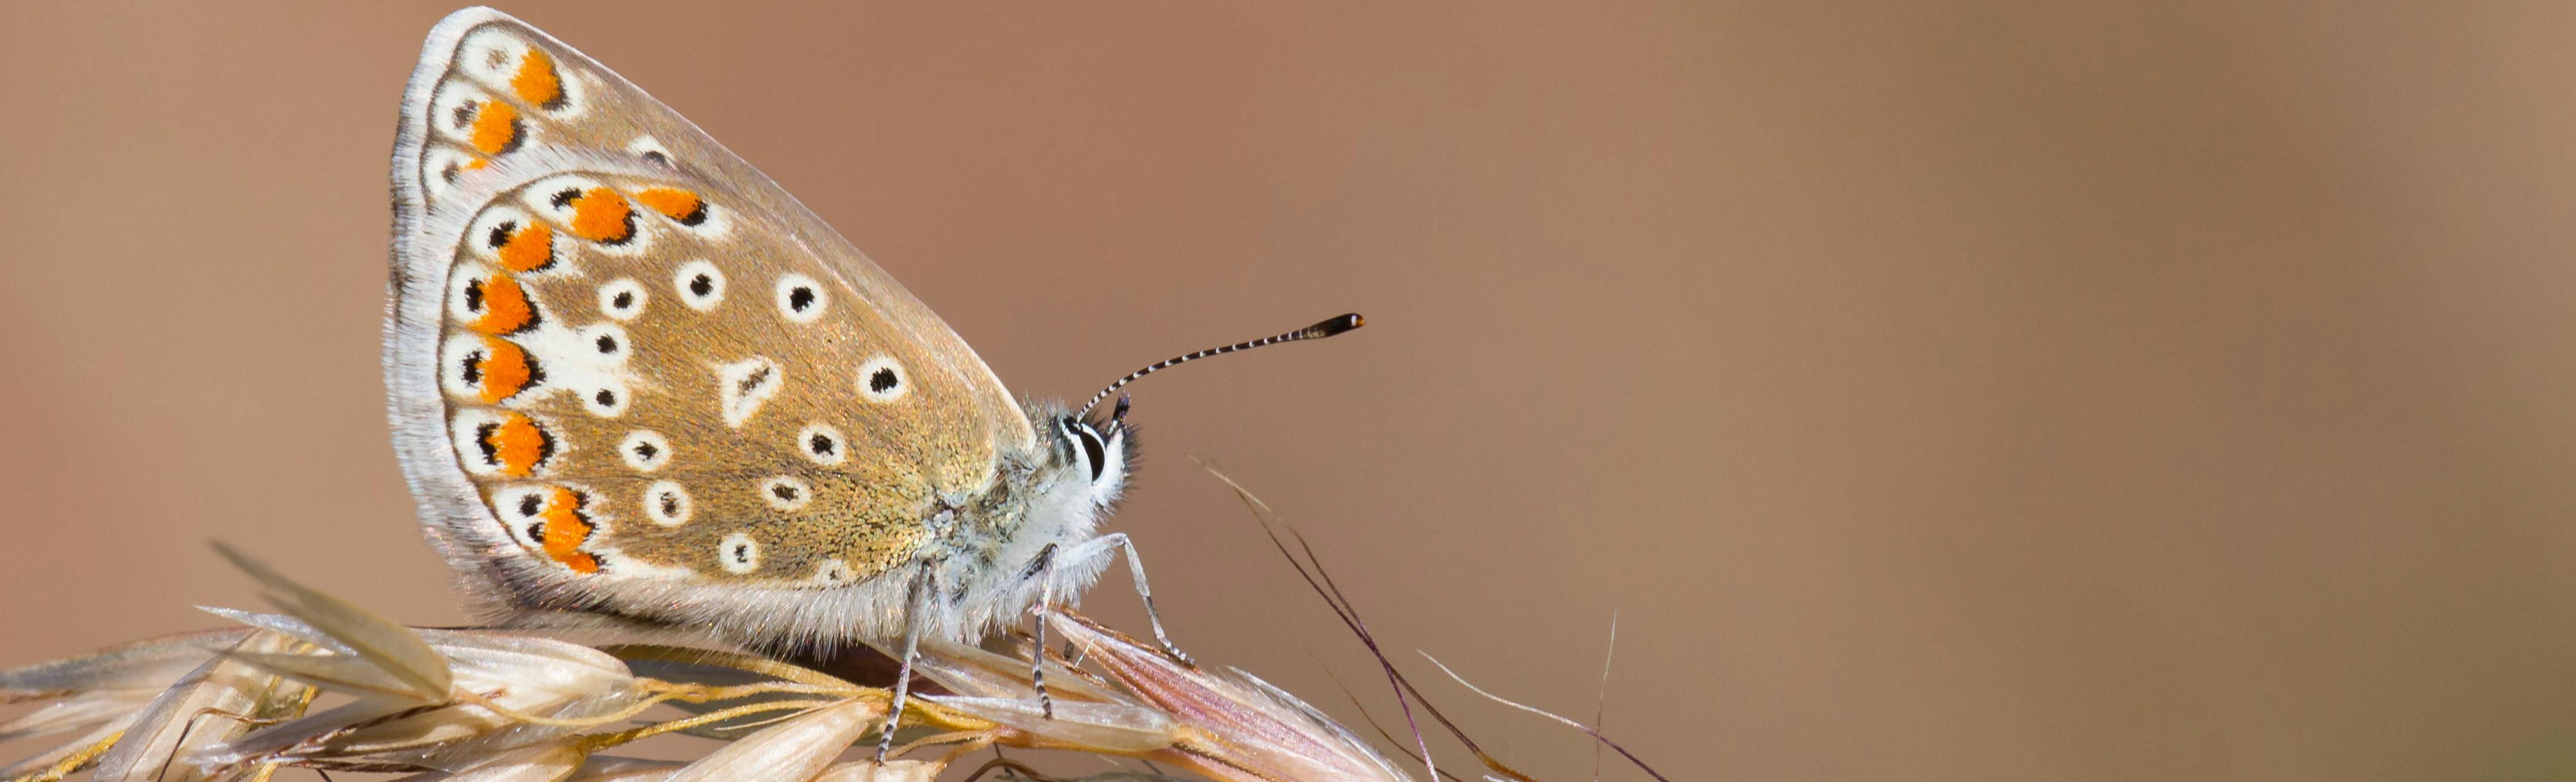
[95,629,316,782]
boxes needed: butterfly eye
[1064,421,1108,483]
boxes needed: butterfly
[384,5,1359,749]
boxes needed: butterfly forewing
[387,9,1033,607]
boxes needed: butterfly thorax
[904,402,1133,641]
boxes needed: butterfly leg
[1021,542,1062,719]
[1057,532,1193,666]
[875,562,937,764]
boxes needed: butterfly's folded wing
[385,7,1034,628]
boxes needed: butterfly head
[1050,397,1135,511]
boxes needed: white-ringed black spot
[595,334,617,353]
[718,532,760,573]
[599,279,647,321]
[550,188,582,208]
[796,422,847,466]
[760,475,813,510]
[816,558,853,584]
[773,274,828,323]
[582,380,628,417]
[854,356,906,402]
[628,137,676,169]
[675,261,726,310]
[620,429,672,472]
[517,493,543,517]
[644,480,691,526]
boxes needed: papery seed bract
[213,543,453,702]
[1047,614,1414,782]
[95,629,316,782]
[0,710,140,780]
[810,758,943,782]
[927,696,1177,753]
[394,740,585,782]
[0,690,160,744]
[661,699,882,782]
[0,630,247,696]
[561,755,684,781]
[187,617,637,772]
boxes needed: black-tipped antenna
[1079,313,1366,416]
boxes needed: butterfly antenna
[1080,313,1366,417]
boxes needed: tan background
[7,2,2576,779]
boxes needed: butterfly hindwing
[387,8,1036,618]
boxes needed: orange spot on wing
[465,273,535,334]
[536,486,600,573]
[511,49,564,109]
[474,336,535,403]
[496,222,554,273]
[482,412,550,477]
[634,187,705,225]
[468,100,521,156]
[567,187,634,243]
[464,157,489,171]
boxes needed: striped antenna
[1079,313,1366,416]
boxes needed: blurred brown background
[7,2,2576,779]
